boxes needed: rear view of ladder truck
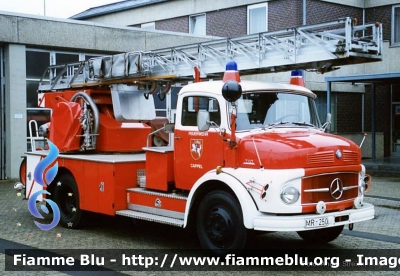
[17,17,381,254]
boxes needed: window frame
[25,48,106,107]
[392,5,400,46]
[141,22,155,30]
[181,95,220,126]
[247,2,268,34]
[189,13,206,36]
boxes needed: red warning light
[289,70,305,87]
[223,60,241,83]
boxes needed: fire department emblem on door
[190,139,203,160]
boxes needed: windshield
[231,92,321,131]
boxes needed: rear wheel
[19,157,27,197]
[297,225,344,243]
[53,174,83,229]
[196,190,247,255]
[19,157,27,185]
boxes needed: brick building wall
[366,5,392,42]
[155,7,247,37]
[156,16,189,33]
[336,92,363,133]
[306,0,362,25]
[268,0,303,31]
[206,7,247,37]
[143,1,368,38]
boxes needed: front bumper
[253,203,374,231]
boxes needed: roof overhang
[325,72,400,84]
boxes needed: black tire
[53,174,82,229]
[19,157,27,198]
[196,190,247,255]
[297,225,344,244]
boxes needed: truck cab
[165,79,373,252]
[174,79,325,190]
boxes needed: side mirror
[164,122,175,133]
[197,110,210,131]
[322,113,331,131]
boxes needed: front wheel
[297,225,344,244]
[196,190,247,255]
[53,174,83,229]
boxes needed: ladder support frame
[38,17,382,92]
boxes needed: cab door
[174,95,223,191]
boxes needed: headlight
[280,186,300,204]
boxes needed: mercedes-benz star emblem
[330,178,344,199]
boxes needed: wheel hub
[59,187,75,217]
[205,207,234,248]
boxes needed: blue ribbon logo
[28,140,61,231]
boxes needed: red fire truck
[17,17,381,253]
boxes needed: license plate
[304,217,329,228]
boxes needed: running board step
[126,187,188,200]
[116,210,184,227]
[126,187,187,216]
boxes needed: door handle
[175,136,181,140]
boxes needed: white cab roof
[179,80,317,99]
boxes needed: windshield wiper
[264,121,289,129]
[292,121,317,128]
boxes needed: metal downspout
[327,81,331,133]
[371,84,376,159]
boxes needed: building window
[247,3,268,34]
[55,53,79,65]
[392,5,400,46]
[26,50,104,107]
[189,14,206,35]
[26,50,50,107]
[141,22,155,30]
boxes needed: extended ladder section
[38,17,382,92]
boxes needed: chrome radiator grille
[301,172,359,213]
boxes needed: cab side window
[181,96,220,126]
